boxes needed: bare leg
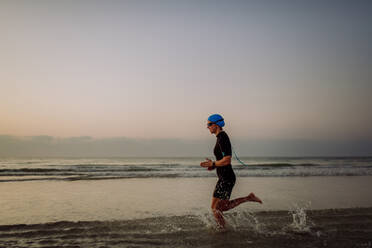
[246,192,263,204]
[217,193,262,212]
[213,209,225,229]
[211,193,262,229]
[211,197,226,229]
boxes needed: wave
[1,157,372,182]
[0,168,72,173]
[1,172,372,183]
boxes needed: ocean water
[1,157,372,247]
[0,156,371,182]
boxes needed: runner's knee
[216,200,229,211]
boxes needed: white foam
[288,202,313,233]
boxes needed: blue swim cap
[208,114,225,127]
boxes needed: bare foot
[247,193,263,204]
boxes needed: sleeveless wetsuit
[213,131,236,200]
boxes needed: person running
[200,114,262,229]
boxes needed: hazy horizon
[1,0,371,156]
[1,134,371,157]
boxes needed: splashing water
[197,203,314,235]
[288,202,313,233]
[197,211,217,230]
[196,210,264,233]
[226,211,264,233]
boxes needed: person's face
[207,121,218,134]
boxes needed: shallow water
[1,177,372,225]
[1,208,371,248]
[1,157,372,247]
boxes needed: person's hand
[200,158,214,170]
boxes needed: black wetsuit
[213,131,236,200]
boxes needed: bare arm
[200,156,231,168]
[214,156,231,167]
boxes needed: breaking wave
[0,157,371,182]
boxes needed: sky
[1,0,371,156]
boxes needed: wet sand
[0,207,371,248]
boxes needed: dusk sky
[1,0,371,156]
